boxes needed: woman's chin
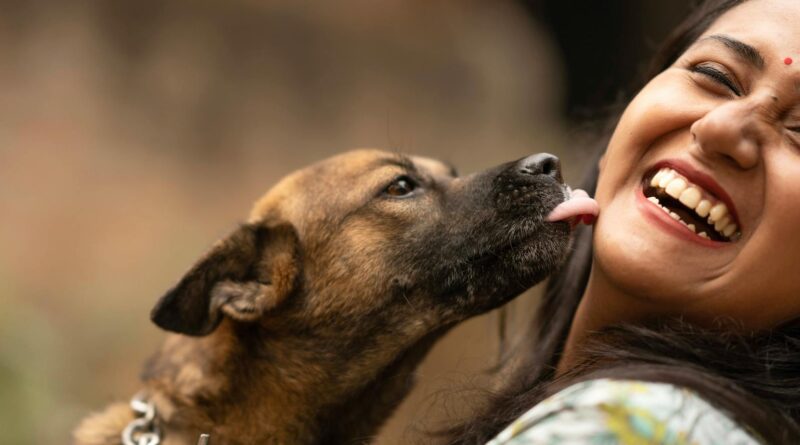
[591,197,729,305]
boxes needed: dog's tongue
[546,189,599,224]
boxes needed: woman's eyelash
[689,64,742,96]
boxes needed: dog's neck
[139,319,447,445]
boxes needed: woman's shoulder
[488,378,761,445]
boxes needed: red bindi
[785,57,794,65]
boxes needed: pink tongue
[546,189,600,223]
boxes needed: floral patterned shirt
[487,378,761,445]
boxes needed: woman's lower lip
[635,186,725,248]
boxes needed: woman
[446,0,800,443]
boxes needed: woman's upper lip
[650,159,741,226]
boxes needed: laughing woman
[446,0,800,444]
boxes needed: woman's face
[594,0,800,328]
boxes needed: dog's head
[151,149,573,337]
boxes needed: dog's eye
[384,176,417,197]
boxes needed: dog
[74,149,583,445]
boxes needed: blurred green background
[0,1,690,443]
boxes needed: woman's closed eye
[786,125,800,147]
[689,62,743,97]
[783,108,800,140]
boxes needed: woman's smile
[641,160,741,244]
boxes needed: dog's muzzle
[493,153,564,215]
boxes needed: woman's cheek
[760,152,800,281]
[626,73,699,146]
[600,72,705,199]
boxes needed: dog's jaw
[317,324,453,443]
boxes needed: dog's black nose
[517,153,562,182]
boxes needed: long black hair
[442,1,800,443]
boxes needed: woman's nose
[690,97,767,170]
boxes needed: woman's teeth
[647,168,740,241]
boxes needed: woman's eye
[384,176,417,197]
[689,63,742,96]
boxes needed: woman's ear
[150,222,300,336]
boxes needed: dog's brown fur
[74,149,571,445]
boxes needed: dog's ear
[150,222,300,336]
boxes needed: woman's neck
[556,266,652,376]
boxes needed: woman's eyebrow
[700,34,765,70]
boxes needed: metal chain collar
[121,393,211,445]
[122,394,161,445]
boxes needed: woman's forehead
[699,0,800,53]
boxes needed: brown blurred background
[0,1,692,443]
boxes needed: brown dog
[74,149,573,445]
